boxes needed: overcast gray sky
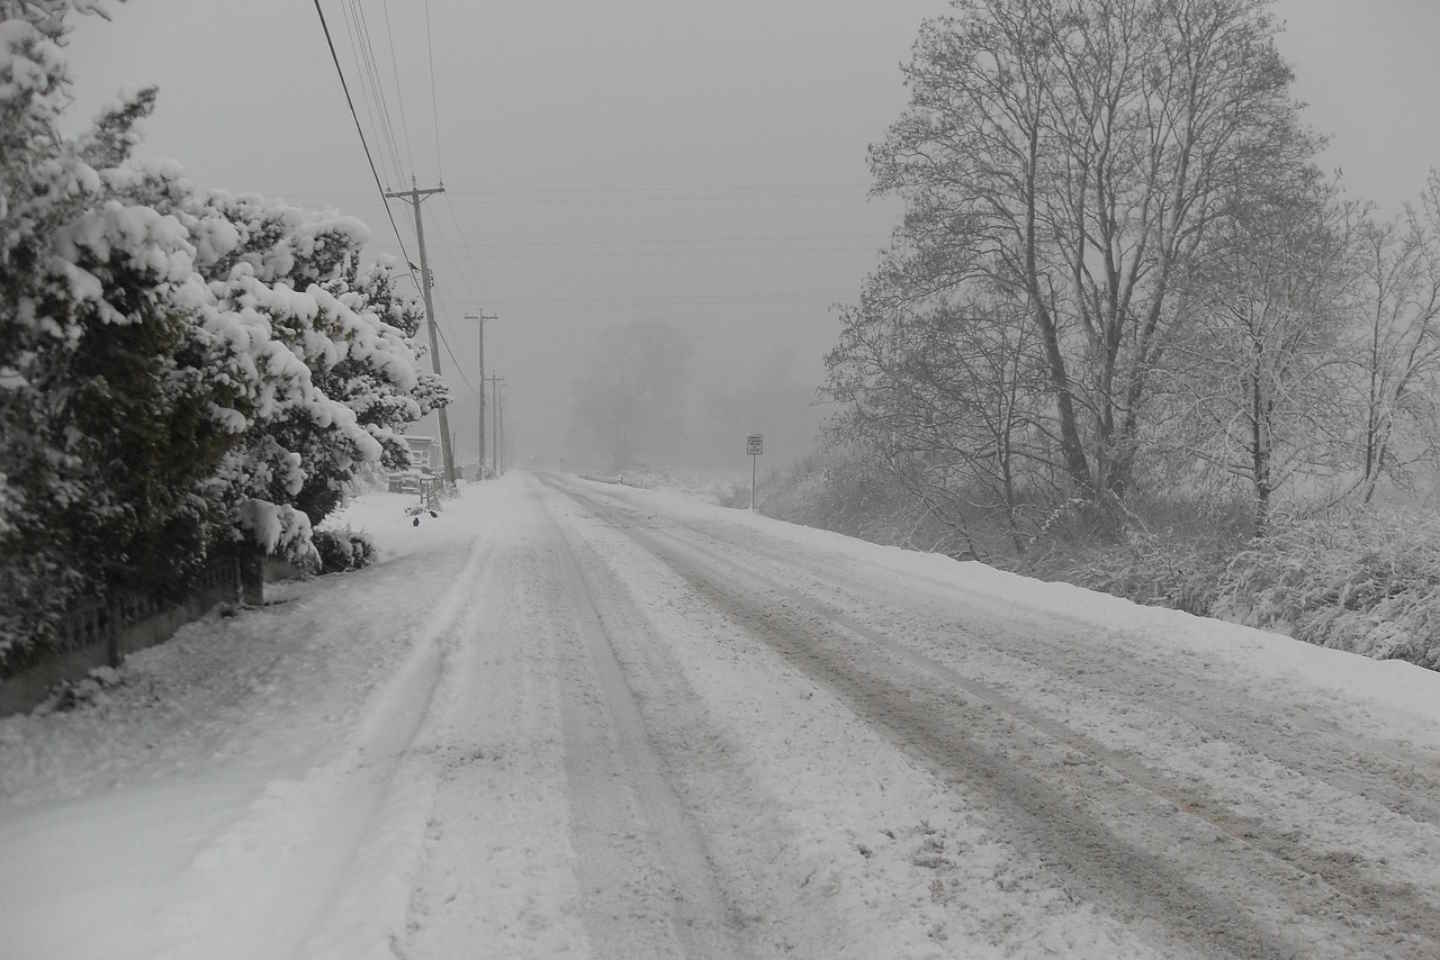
[65,0,1440,467]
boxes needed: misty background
[64,0,1440,471]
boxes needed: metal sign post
[746,434,764,510]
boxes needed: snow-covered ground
[573,464,751,505]
[3,473,1439,959]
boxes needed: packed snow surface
[3,473,1439,959]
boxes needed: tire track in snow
[640,519,1440,951]
[535,485,752,960]
[578,482,1440,934]
[148,533,492,960]
[393,504,592,959]
[559,478,1440,866]
[539,476,1180,959]
[550,477,1440,960]
[644,483,1440,829]
[562,478,1440,833]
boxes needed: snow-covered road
[4,473,1440,959]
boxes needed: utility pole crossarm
[382,185,447,201]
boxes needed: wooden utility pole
[386,179,456,486]
[465,311,497,479]
[498,381,506,475]
[485,375,504,476]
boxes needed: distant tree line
[826,0,1440,555]
[0,1,448,666]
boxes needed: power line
[425,222,485,382]
[310,0,417,291]
[433,321,474,393]
[432,196,483,308]
[318,0,471,453]
[352,0,407,183]
[380,0,417,180]
[424,0,443,184]
[337,0,393,188]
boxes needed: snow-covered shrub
[1,0,439,664]
[758,451,985,558]
[1034,530,1231,616]
[1,9,238,660]
[34,664,123,715]
[1216,511,1440,669]
[183,191,448,536]
[312,527,376,574]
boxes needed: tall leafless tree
[1168,171,1357,532]
[868,0,1316,510]
[827,266,1048,555]
[1351,173,1440,503]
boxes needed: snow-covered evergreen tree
[1,0,442,665]
[1,4,239,662]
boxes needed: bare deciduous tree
[1169,172,1356,532]
[827,263,1049,556]
[868,0,1315,509]
[1351,173,1440,502]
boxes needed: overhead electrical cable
[380,0,418,179]
[440,196,483,302]
[352,0,408,183]
[433,321,474,393]
[337,0,396,188]
[310,0,421,293]
[327,0,470,402]
[424,215,485,384]
[424,0,444,184]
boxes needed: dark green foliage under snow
[312,528,377,575]
[0,3,442,667]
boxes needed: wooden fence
[0,555,243,717]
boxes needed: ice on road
[4,473,1440,959]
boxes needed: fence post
[238,547,264,606]
[105,603,121,668]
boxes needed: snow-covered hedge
[0,1,445,666]
[1216,513,1440,670]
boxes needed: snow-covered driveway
[4,473,1440,959]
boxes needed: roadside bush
[312,527,377,574]
[1023,490,1252,615]
[1216,511,1440,668]
[757,452,990,558]
[749,441,1440,671]
[1026,531,1230,616]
